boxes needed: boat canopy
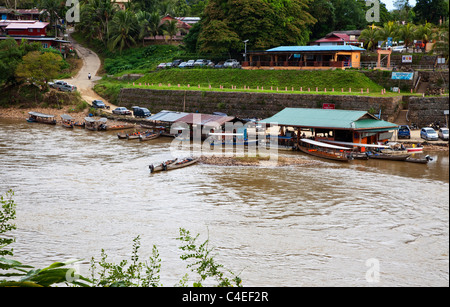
[28,111,55,118]
[85,117,107,123]
[300,138,350,150]
[322,140,390,148]
[60,114,74,120]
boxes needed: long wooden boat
[405,155,432,164]
[27,112,56,125]
[149,158,178,173]
[106,124,135,131]
[139,132,161,142]
[298,138,352,162]
[117,132,128,139]
[85,117,107,131]
[164,158,199,172]
[61,114,74,128]
[367,153,411,161]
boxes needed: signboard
[402,55,413,63]
[437,58,446,64]
[323,103,335,109]
[387,37,393,47]
[391,72,414,80]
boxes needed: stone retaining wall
[405,96,449,126]
[118,88,404,121]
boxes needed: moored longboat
[298,138,352,162]
[27,112,57,125]
[61,114,74,128]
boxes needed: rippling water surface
[0,118,448,286]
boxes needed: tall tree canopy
[413,0,449,24]
[196,0,316,55]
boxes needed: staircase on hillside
[395,109,409,125]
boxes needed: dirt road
[62,30,116,112]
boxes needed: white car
[438,128,449,140]
[392,46,406,53]
[223,59,240,68]
[49,80,67,89]
[186,60,195,68]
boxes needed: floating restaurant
[259,108,399,152]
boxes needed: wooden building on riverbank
[244,45,365,70]
[259,108,398,150]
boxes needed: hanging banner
[391,72,414,80]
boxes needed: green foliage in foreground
[0,190,242,287]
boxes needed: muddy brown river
[0,118,448,286]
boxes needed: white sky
[381,0,417,11]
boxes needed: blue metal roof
[266,45,366,52]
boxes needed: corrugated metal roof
[260,108,397,130]
[175,113,235,126]
[147,110,189,122]
[266,45,365,52]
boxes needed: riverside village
[0,0,448,291]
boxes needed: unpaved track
[62,29,117,112]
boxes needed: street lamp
[243,39,249,63]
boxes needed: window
[28,28,33,32]
[42,43,48,48]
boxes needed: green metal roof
[260,108,398,130]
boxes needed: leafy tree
[308,0,336,40]
[331,0,367,31]
[197,0,315,55]
[414,0,449,24]
[15,51,64,89]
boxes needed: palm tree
[432,20,449,61]
[359,24,380,51]
[397,23,417,51]
[162,19,181,44]
[377,21,399,48]
[416,22,435,52]
[109,10,138,53]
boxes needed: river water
[0,118,448,287]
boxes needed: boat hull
[298,145,351,162]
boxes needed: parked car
[392,45,406,53]
[398,125,411,139]
[49,80,67,89]
[92,100,106,109]
[186,60,195,68]
[206,60,215,68]
[214,61,225,69]
[224,59,240,68]
[134,107,151,118]
[157,63,166,69]
[438,127,449,140]
[112,107,132,115]
[165,62,174,68]
[60,84,77,92]
[172,59,182,67]
[420,127,439,141]
[194,59,208,67]
[178,62,188,68]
